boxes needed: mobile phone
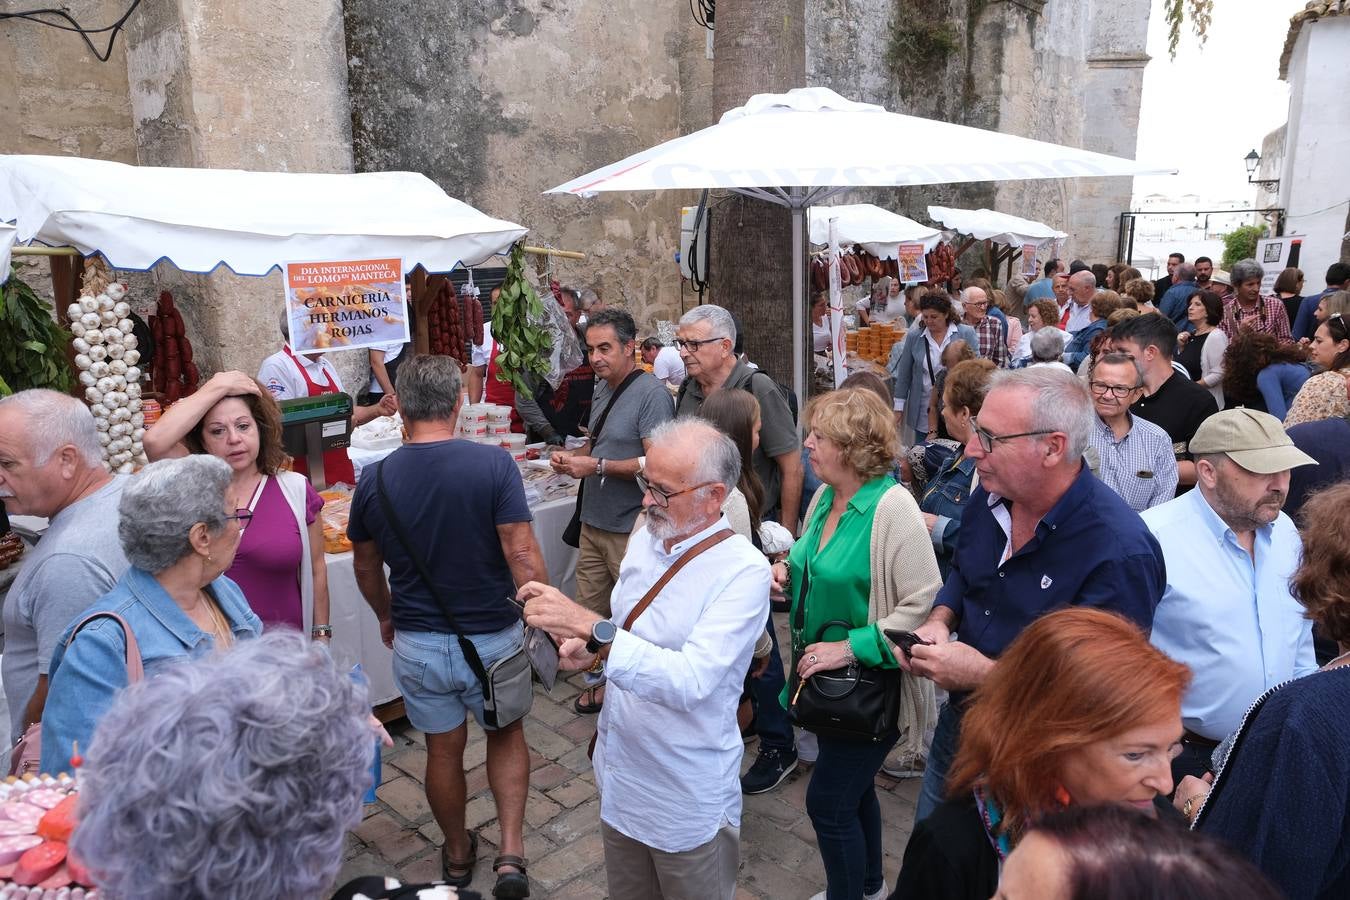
[882,628,933,660]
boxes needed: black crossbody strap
[375,461,493,693]
[589,368,643,446]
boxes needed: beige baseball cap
[1189,408,1317,475]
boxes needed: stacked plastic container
[457,403,528,460]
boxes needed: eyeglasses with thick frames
[635,474,718,508]
[224,508,254,528]
[968,416,1056,454]
[1089,380,1143,399]
[673,336,728,352]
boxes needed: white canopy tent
[926,206,1067,249]
[547,87,1175,401]
[808,203,942,257]
[0,223,14,283]
[0,155,528,276]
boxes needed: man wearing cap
[1142,409,1318,782]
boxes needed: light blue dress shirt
[1143,488,1316,741]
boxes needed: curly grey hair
[989,366,1096,460]
[73,631,373,900]
[677,304,737,343]
[654,418,741,492]
[118,455,232,573]
[0,388,103,467]
[1229,258,1264,286]
[1030,327,1067,362]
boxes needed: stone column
[122,0,365,388]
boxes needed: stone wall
[342,0,713,335]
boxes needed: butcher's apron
[283,345,357,486]
[484,341,525,433]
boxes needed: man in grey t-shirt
[0,391,130,746]
[551,310,675,626]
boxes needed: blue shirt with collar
[1143,487,1316,742]
[40,566,262,773]
[935,464,1165,669]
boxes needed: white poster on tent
[1255,235,1305,295]
[1021,243,1038,278]
[284,258,410,354]
[828,218,846,389]
[897,242,928,283]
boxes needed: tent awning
[548,87,1175,197]
[808,204,942,257]
[926,206,1067,249]
[0,223,14,283]
[0,155,528,276]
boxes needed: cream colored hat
[1189,408,1316,475]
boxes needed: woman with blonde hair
[894,608,1190,899]
[771,387,942,900]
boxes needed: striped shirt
[1088,414,1179,512]
[1220,295,1293,343]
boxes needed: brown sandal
[573,684,604,715]
[441,829,478,888]
[491,854,530,898]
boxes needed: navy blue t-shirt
[348,439,532,635]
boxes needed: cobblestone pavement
[340,623,923,898]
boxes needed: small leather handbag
[787,558,901,742]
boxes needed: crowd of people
[0,244,1348,900]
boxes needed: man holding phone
[897,368,1166,825]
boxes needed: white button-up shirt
[1143,487,1316,741]
[594,516,770,853]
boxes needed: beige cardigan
[802,483,943,760]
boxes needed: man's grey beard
[646,507,679,540]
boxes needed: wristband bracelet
[311,625,333,638]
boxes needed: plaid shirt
[1220,294,1293,343]
[1088,414,1179,512]
[969,314,1010,368]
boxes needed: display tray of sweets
[0,774,98,898]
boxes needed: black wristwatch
[586,620,618,654]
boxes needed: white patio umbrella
[548,87,1174,401]
[0,155,527,276]
[808,203,942,257]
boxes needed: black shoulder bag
[374,461,533,728]
[561,369,643,547]
[787,559,902,742]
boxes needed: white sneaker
[796,728,819,764]
[881,753,925,780]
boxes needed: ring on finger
[808,654,818,663]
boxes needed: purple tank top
[227,476,322,631]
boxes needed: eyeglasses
[635,474,718,508]
[673,336,728,352]
[1089,381,1143,399]
[224,508,254,528]
[968,416,1056,454]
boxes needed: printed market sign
[285,258,410,354]
[897,242,928,282]
[1021,243,1039,278]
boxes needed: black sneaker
[740,747,798,795]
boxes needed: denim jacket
[918,445,977,577]
[40,566,261,773]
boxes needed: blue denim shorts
[392,621,525,734]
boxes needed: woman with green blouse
[770,387,943,900]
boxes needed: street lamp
[1244,149,1280,191]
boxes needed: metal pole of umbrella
[791,188,806,406]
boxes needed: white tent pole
[791,190,806,407]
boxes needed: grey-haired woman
[72,631,424,900]
[40,454,262,773]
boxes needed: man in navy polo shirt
[900,367,1167,824]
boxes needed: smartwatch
[586,619,618,654]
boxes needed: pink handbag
[8,611,144,776]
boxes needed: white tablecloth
[325,494,578,706]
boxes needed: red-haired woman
[891,607,1190,900]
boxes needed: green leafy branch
[489,244,553,396]
[1164,0,1214,59]
[0,266,73,396]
